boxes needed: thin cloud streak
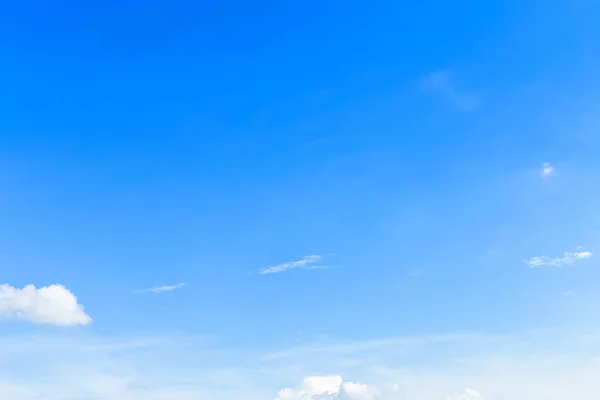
[261,332,481,361]
[134,283,186,294]
[525,250,592,268]
[422,70,480,112]
[259,255,325,275]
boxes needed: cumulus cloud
[541,162,555,178]
[444,389,485,400]
[0,284,91,326]
[259,255,325,275]
[525,250,592,268]
[276,375,341,399]
[274,376,483,400]
[135,283,186,294]
[275,375,401,400]
[421,70,480,112]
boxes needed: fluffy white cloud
[444,389,484,400]
[275,375,342,399]
[525,250,592,268]
[275,377,487,400]
[275,376,401,400]
[259,255,325,275]
[275,376,486,400]
[0,284,91,326]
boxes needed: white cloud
[275,375,402,400]
[275,377,486,400]
[303,376,344,395]
[444,389,484,400]
[135,283,186,294]
[421,70,480,112]
[525,249,592,268]
[541,162,555,177]
[259,255,325,275]
[0,284,91,326]
[276,375,342,399]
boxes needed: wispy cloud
[0,284,91,326]
[258,255,325,275]
[134,283,186,294]
[408,269,425,277]
[421,70,480,111]
[541,162,555,178]
[525,250,592,268]
[261,332,481,361]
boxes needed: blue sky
[1,1,600,399]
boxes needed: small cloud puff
[541,162,555,178]
[0,284,91,326]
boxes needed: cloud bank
[1,329,600,399]
[0,284,91,326]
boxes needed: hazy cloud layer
[1,329,599,399]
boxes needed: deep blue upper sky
[2,0,600,349]
[3,1,600,399]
